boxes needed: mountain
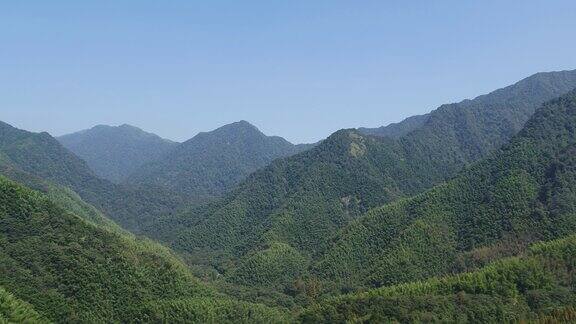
[0,120,181,231]
[58,124,177,183]
[314,89,576,292]
[302,235,576,323]
[126,120,313,200]
[140,70,576,292]
[4,71,576,322]
[0,175,288,323]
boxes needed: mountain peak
[118,123,140,130]
[236,120,254,126]
[127,120,309,199]
[193,120,263,141]
[220,120,260,132]
[58,125,177,182]
[88,124,145,134]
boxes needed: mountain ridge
[359,69,576,139]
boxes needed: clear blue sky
[1,1,576,144]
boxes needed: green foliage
[0,175,209,321]
[0,160,119,230]
[0,176,287,322]
[58,124,178,183]
[140,297,290,323]
[315,89,576,292]
[230,242,308,289]
[301,234,576,323]
[0,286,48,324]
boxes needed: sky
[1,1,576,144]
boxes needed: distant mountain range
[125,120,314,200]
[58,124,178,183]
[60,121,315,201]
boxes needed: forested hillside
[140,70,576,293]
[126,120,313,200]
[302,235,576,323]
[0,162,119,231]
[59,124,177,183]
[314,89,576,292]
[0,175,288,323]
[0,121,181,231]
[0,286,47,324]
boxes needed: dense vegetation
[302,234,576,323]
[0,286,47,324]
[0,175,287,322]
[58,124,177,183]
[126,120,314,201]
[0,160,120,230]
[314,89,576,292]
[0,121,181,231]
[140,70,576,295]
[140,298,290,323]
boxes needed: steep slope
[0,162,119,231]
[0,121,99,190]
[0,121,181,231]
[126,120,311,200]
[0,175,288,323]
[315,89,576,292]
[58,124,177,183]
[144,70,576,289]
[302,235,576,323]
